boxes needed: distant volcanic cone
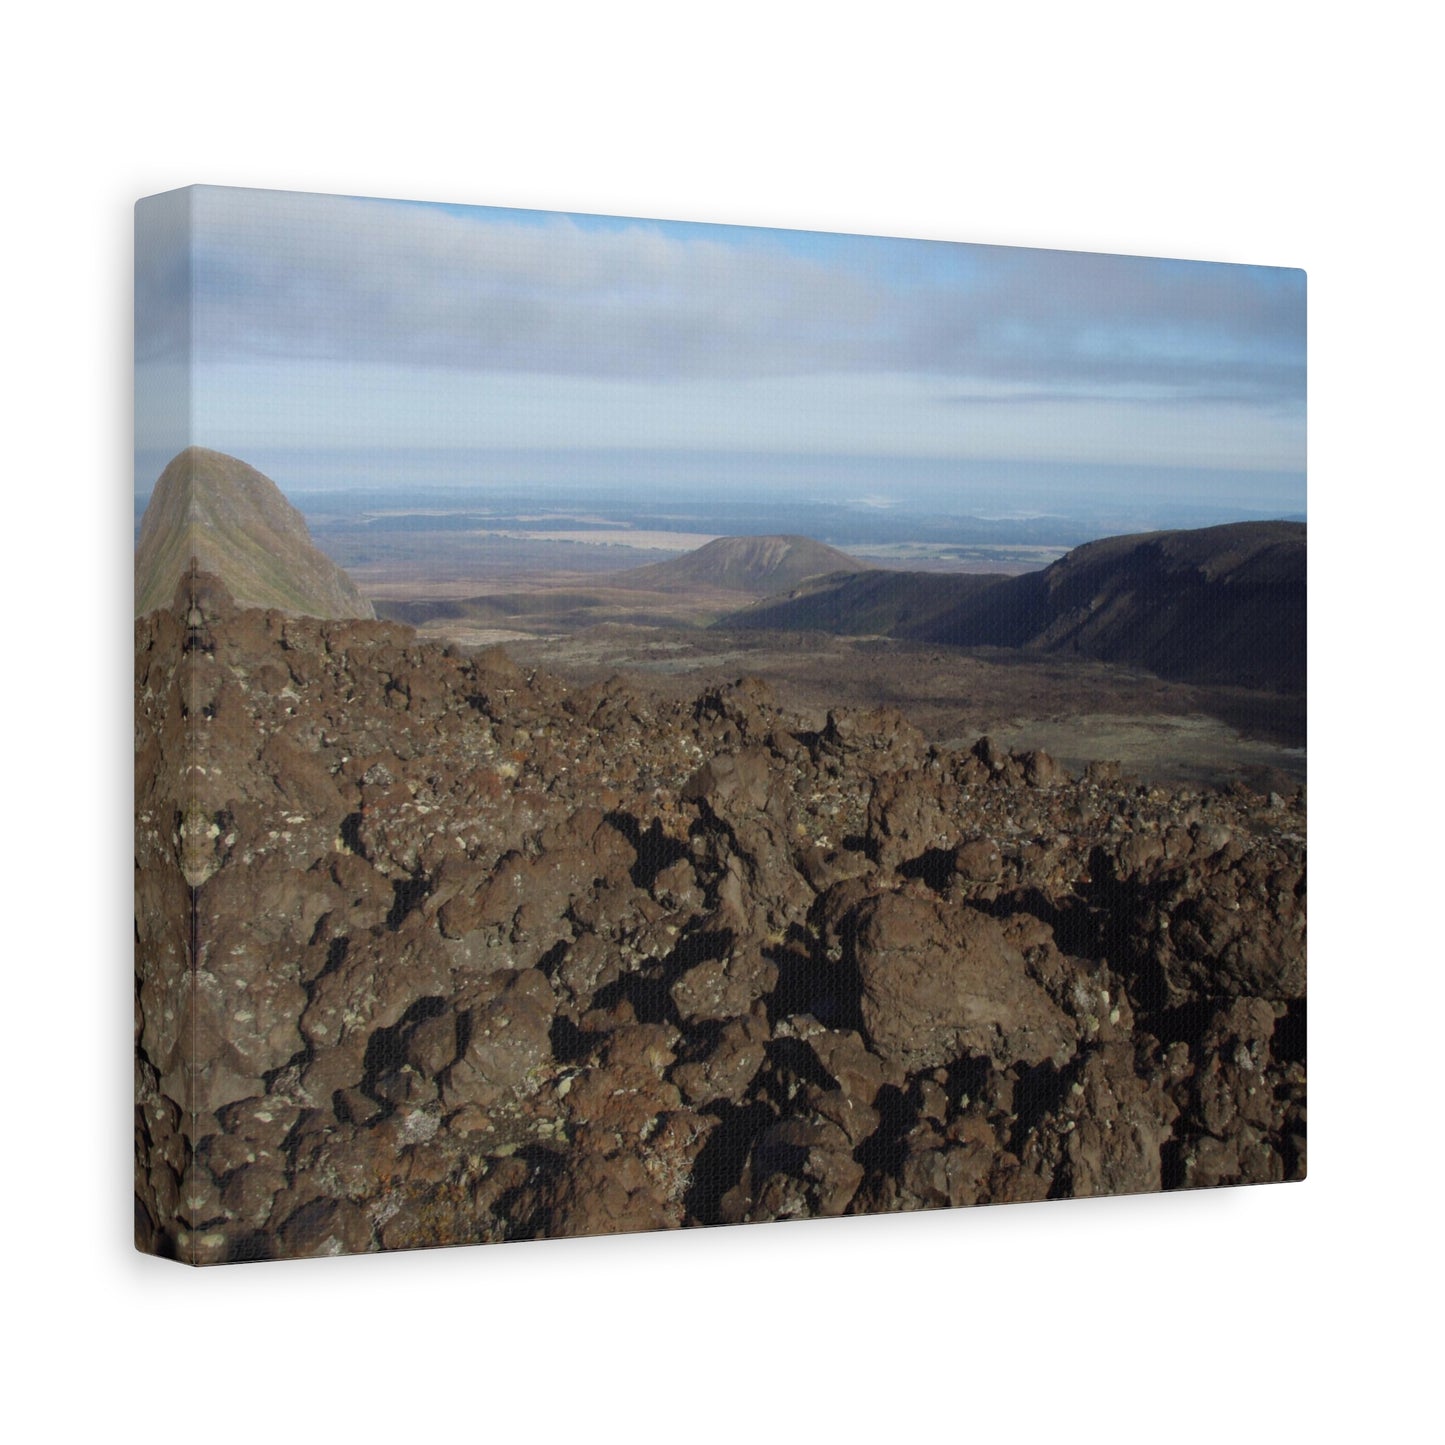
[135,447,374,619]
[619,534,870,596]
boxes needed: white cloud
[135,185,1304,399]
[134,186,1306,478]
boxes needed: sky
[135,186,1306,513]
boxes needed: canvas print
[134,187,1306,1264]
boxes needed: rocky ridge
[732,521,1306,694]
[136,566,1305,1263]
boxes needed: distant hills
[729,520,1305,693]
[132,453,1305,699]
[617,534,869,595]
[135,447,374,619]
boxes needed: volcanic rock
[851,892,1078,1072]
[620,535,869,596]
[134,573,1306,1262]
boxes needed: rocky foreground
[136,568,1305,1263]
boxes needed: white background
[4,3,1438,1438]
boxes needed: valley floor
[491,624,1305,791]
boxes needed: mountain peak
[620,534,870,595]
[135,448,374,619]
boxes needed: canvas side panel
[134,188,203,1263]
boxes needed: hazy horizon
[135,186,1305,535]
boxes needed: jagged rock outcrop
[135,570,1305,1263]
[849,893,1078,1072]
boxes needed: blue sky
[135,186,1305,510]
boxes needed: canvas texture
[134,187,1306,1264]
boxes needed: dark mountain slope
[923,521,1306,691]
[135,447,374,619]
[728,521,1305,693]
[732,568,1009,637]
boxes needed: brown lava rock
[135,571,1305,1262]
[851,892,1078,1072]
